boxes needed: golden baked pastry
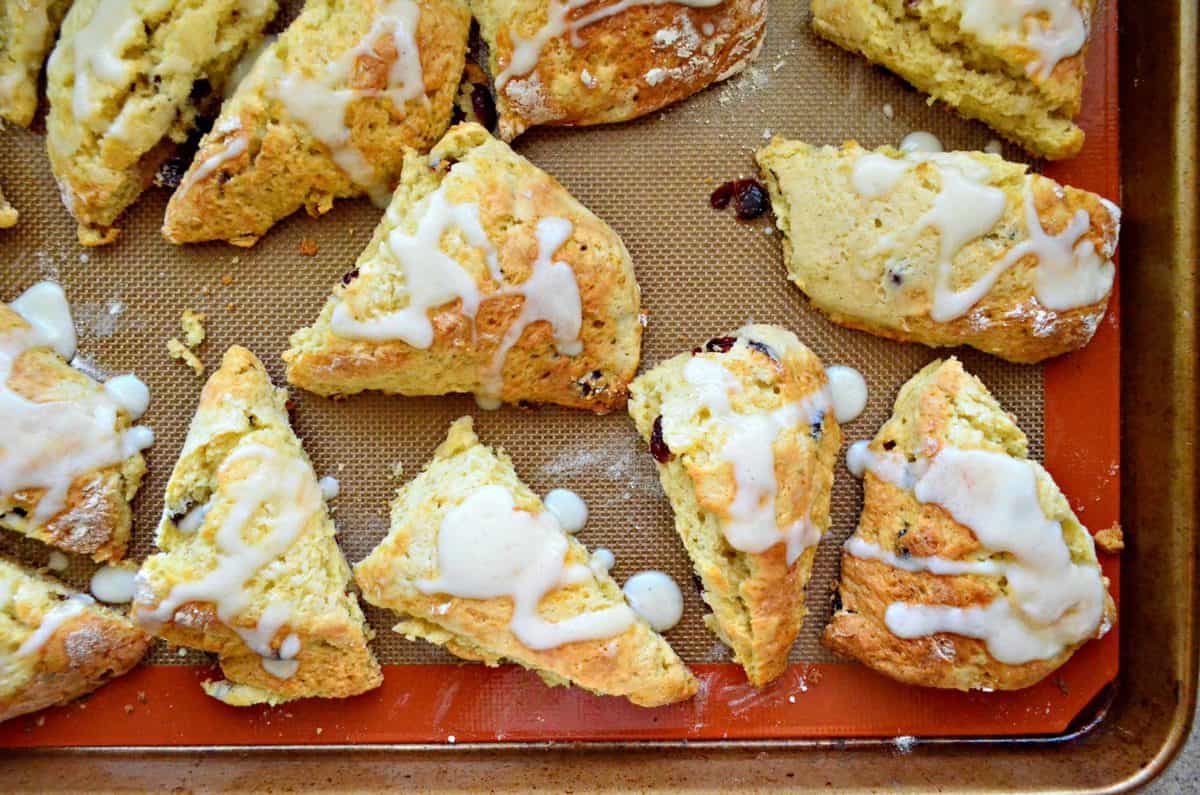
[1,283,152,563]
[0,181,16,228]
[0,0,71,127]
[811,0,1095,159]
[472,0,767,141]
[284,122,643,412]
[628,325,841,687]
[824,358,1116,691]
[45,0,278,246]
[355,416,698,707]
[756,139,1121,364]
[132,346,382,706]
[0,557,151,722]
[161,0,470,247]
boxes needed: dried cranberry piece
[341,268,360,286]
[471,84,498,132]
[732,179,770,220]
[650,415,671,463]
[709,181,735,209]
[704,336,737,353]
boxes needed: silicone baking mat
[0,0,1120,746]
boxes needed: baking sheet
[0,0,1121,747]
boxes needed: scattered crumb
[1094,523,1124,553]
[316,727,323,735]
[180,310,206,349]
[882,103,894,120]
[230,256,240,265]
[124,704,134,714]
[167,338,204,376]
[137,690,147,704]
[390,461,404,479]
[226,302,236,312]
[220,274,235,286]
[299,237,319,256]
[893,735,917,754]
[447,735,456,744]
[1054,676,1070,695]
[984,139,1004,155]
[177,648,188,657]
[35,716,44,727]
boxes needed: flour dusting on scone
[132,346,381,706]
[628,325,841,687]
[825,358,1116,691]
[354,416,698,707]
[284,122,643,412]
[0,558,151,722]
[472,0,768,140]
[0,282,153,563]
[811,0,1095,159]
[0,0,73,127]
[756,139,1121,364]
[45,0,279,245]
[162,0,471,247]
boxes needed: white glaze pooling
[824,365,868,424]
[954,0,1088,80]
[138,443,320,664]
[17,594,95,657]
[1,282,154,523]
[544,488,588,533]
[274,0,424,205]
[71,0,142,130]
[899,131,943,154]
[621,570,684,632]
[845,441,917,487]
[497,0,724,87]
[318,475,341,500]
[90,565,138,603]
[417,485,634,650]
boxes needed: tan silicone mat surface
[0,0,1042,667]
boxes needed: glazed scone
[45,0,278,245]
[0,182,16,228]
[825,358,1116,691]
[756,140,1121,364]
[811,0,1094,159]
[0,0,72,127]
[628,325,841,687]
[131,346,382,706]
[355,416,698,707]
[0,282,153,562]
[284,122,643,412]
[473,0,767,141]
[161,0,470,247]
[0,557,151,722]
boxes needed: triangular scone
[471,0,766,141]
[355,417,698,707]
[756,139,1121,364]
[284,122,643,412]
[0,0,72,127]
[45,0,278,246]
[824,358,1116,691]
[161,0,471,247]
[1,283,153,562]
[0,557,151,722]
[628,325,841,687]
[131,346,381,706]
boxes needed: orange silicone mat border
[0,2,1121,748]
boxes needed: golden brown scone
[824,358,1116,691]
[0,557,151,723]
[284,122,643,412]
[0,0,72,127]
[355,416,698,707]
[0,181,16,228]
[161,0,470,247]
[811,0,1094,159]
[0,285,151,562]
[473,0,767,141]
[45,0,278,246]
[132,346,382,706]
[756,139,1121,364]
[628,325,841,687]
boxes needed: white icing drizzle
[175,499,212,533]
[957,0,1088,80]
[70,0,142,130]
[854,445,1107,665]
[416,484,634,650]
[543,488,588,533]
[662,349,830,565]
[138,444,319,663]
[274,0,424,205]
[1,282,154,523]
[17,594,95,657]
[90,565,138,604]
[845,535,1002,577]
[496,0,724,87]
[849,153,912,199]
[824,365,868,424]
[899,131,943,154]
[190,119,247,185]
[621,570,684,632]
[846,440,918,486]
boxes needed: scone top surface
[628,325,841,687]
[284,122,643,412]
[45,0,279,245]
[354,416,698,708]
[132,346,381,706]
[756,139,1121,364]
[472,0,767,140]
[0,282,153,563]
[0,557,151,722]
[162,0,471,247]
[825,357,1115,691]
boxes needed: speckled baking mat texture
[0,0,1041,667]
